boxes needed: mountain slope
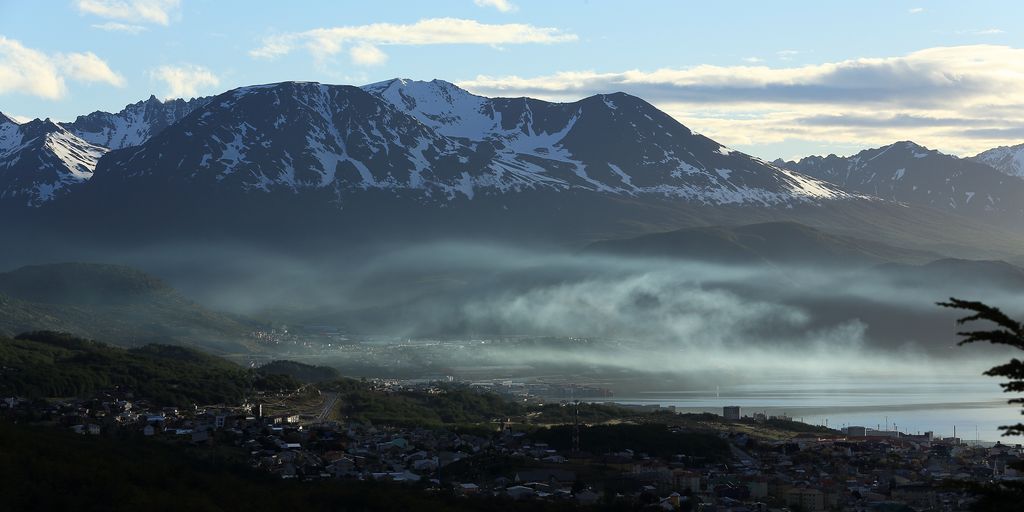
[62,94,210,150]
[0,114,106,206]
[0,331,300,405]
[875,257,1024,291]
[0,263,257,352]
[86,82,481,199]
[777,141,1024,222]
[362,78,848,204]
[71,80,850,208]
[584,221,938,266]
[971,143,1024,178]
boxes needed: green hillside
[255,360,340,383]
[0,331,299,406]
[0,263,257,352]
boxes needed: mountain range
[971,143,1024,178]
[46,79,848,208]
[775,141,1024,224]
[3,78,1024,262]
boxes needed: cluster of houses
[3,386,1022,511]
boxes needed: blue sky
[3,0,1024,159]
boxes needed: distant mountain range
[971,143,1024,178]
[775,141,1024,223]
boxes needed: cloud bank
[458,45,1024,156]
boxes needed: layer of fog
[11,239,1021,380]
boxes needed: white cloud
[909,7,924,14]
[474,0,517,13]
[349,43,388,66]
[0,36,124,99]
[149,64,219,99]
[57,52,125,87]
[0,37,65,100]
[457,45,1024,156]
[251,17,576,66]
[91,21,147,34]
[76,0,180,26]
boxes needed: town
[3,377,1020,512]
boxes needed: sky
[3,0,1024,160]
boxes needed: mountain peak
[361,77,409,90]
[0,116,106,206]
[61,91,212,151]
[894,140,932,153]
[19,117,65,135]
[975,141,1024,154]
[785,138,1024,219]
[361,77,480,105]
[868,140,931,154]
[971,142,1024,178]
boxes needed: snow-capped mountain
[0,114,107,206]
[777,141,1024,219]
[85,79,849,207]
[88,82,479,198]
[971,143,1024,178]
[6,81,1024,264]
[62,94,210,150]
[361,79,846,203]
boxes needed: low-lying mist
[80,239,1020,380]
[10,238,1019,381]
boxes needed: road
[314,391,339,423]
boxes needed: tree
[939,298,1024,436]
[939,298,1024,511]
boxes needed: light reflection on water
[609,377,1021,443]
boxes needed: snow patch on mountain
[0,116,107,205]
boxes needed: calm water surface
[610,377,1021,443]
